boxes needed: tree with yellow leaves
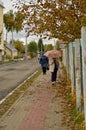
[12,0,86,42]
[4,10,23,42]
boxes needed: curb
[0,71,38,105]
[0,70,39,121]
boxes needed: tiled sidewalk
[0,71,71,130]
[18,89,51,130]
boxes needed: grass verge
[57,66,85,129]
[0,70,41,118]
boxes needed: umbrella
[44,50,62,58]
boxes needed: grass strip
[0,70,41,118]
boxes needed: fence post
[64,44,70,76]
[81,26,86,125]
[69,43,74,94]
[79,39,83,96]
[66,44,70,76]
[62,48,66,67]
[75,39,81,111]
[72,42,76,87]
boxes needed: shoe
[52,81,56,85]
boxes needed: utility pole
[54,38,56,50]
[41,43,42,55]
[11,26,14,60]
[25,35,28,59]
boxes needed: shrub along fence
[61,26,86,126]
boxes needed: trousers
[51,68,58,82]
[42,67,46,74]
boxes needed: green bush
[6,55,11,60]
[30,52,36,58]
[14,56,23,59]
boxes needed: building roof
[0,1,4,8]
[7,44,17,51]
[4,41,17,52]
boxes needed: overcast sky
[2,0,57,45]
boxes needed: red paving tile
[18,89,51,130]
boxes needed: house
[0,1,4,61]
[4,41,18,59]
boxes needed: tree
[12,0,86,42]
[14,11,24,32]
[13,40,25,56]
[4,10,15,42]
[4,10,23,42]
[28,41,37,54]
[38,38,44,53]
[45,44,53,51]
[55,41,60,50]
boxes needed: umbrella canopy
[44,50,62,58]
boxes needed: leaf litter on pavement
[48,66,85,130]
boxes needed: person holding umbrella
[49,57,59,85]
[44,50,61,85]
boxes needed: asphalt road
[0,58,40,101]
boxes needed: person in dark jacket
[39,55,48,75]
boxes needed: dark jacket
[54,59,59,70]
[39,55,48,67]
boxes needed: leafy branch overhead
[12,0,86,42]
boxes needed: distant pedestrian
[39,54,48,75]
[49,58,59,85]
